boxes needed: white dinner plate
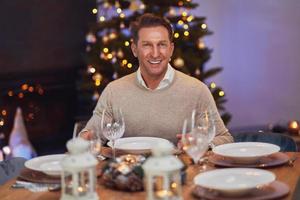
[194,168,276,196]
[212,142,280,164]
[25,154,66,176]
[108,137,172,154]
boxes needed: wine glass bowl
[101,108,125,159]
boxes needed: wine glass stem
[112,139,116,160]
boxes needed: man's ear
[131,42,137,57]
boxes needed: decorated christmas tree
[77,0,231,124]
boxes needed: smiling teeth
[149,60,161,64]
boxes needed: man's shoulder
[175,70,207,89]
[107,72,137,88]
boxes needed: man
[81,13,233,146]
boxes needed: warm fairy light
[0,119,4,126]
[183,24,189,29]
[177,20,184,25]
[120,13,125,18]
[18,93,24,98]
[201,23,207,29]
[109,32,117,40]
[124,41,130,46]
[102,36,109,43]
[139,3,145,9]
[21,84,28,90]
[107,53,113,59]
[92,8,97,14]
[184,31,189,36]
[171,182,177,189]
[127,63,132,68]
[2,146,10,155]
[8,91,13,96]
[122,59,128,65]
[219,91,225,96]
[182,11,188,17]
[103,48,109,53]
[95,79,101,86]
[187,15,194,22]
[88,66,96,74]
[210,82,216,89]
[116,8,122,14]
[178,1,184,6]
[174,32,179,38]
[99,16,105,22]
[28,86,34,92]
[1,110,7,116]
[38,88,44,95]
[198,39,205,49]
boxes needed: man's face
[131,26,174,80]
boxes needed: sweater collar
[136,63,175,91]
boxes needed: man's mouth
[148,60,162,64]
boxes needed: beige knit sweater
[85,70,233,146]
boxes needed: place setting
[192,168,290,200]
[208,142,290,168]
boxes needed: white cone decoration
[9,107,37,159]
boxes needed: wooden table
[1,152,299,200]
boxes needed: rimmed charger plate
[107,137,173,154]
[25,154,66,176]
[209,152,289,168]
[193,168,276,197]
[212,142,280,164]
[192,181,289,200]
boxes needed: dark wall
[0,0,95,155]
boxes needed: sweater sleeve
[196,83,233,146]
[84,83,113,134]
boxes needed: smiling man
[82,13,233,146]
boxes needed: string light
[177,20,184,25]
[139,3,145,10]
[18,93,24,99]
[219,91,225,97]
[184,31,189,36]
[21,84,28,90]
[210,82,216,89]
[127,63,132,68]
[174,32,179,38]
[182,11,188,17]
[116,8,122,14]
[99,16,105,22]
[201,24,207,29]
[0,119,4,126]
[1,110,7,116]
[124,41,130,46]
[120,13,125,18]
[28,86,34,92]
[103,48,109,53]
[187,15,194,22]
[8,91,13,97]
[107,53,113,59]
[92,8,98,14]
[183,24,189,29]
[87,65,96,74]
[122,59,128,66]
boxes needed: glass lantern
[142,142,183,200]
[60,138,99,200]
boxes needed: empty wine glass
[73,122,102,160]
[194,109,216,148]
[181,118,209,165]
[101,108,125,159]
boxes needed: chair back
[231,131,297,152]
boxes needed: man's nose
[151,46,160,58]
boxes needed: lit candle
[288,120,300,135]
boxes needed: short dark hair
[130,13,173,44]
